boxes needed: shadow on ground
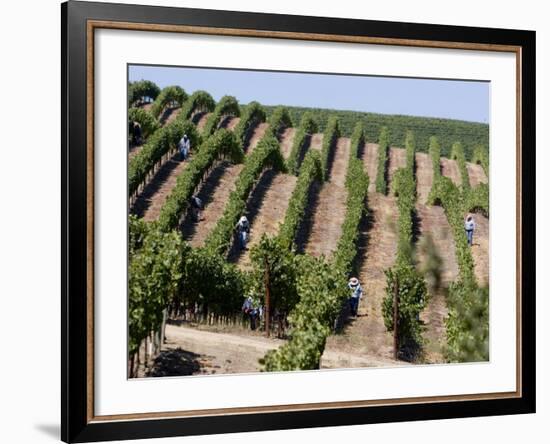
[146,348,202,377]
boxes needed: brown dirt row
[364,143,379,193]
[309,133,324,151]
[279,127,296,159]
[304,137,351,259]
[415,152,459,363]
[323,146,404,364]
[441,157,461,186]
[195,112,211,132]
[232,171,298,269]
[131,153,189,221]
[465,162,489,286]
[220,116,241,131]
[466,162,488,187]
[471,214,489,286]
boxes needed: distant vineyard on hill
[263,105,489,159]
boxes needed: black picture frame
[62,1,536,442]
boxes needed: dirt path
[245,122,269,152]
[182,121,259,247]
[232,170,298,268]
[159,107,181,126]
[364,143,379,193]
[309,133,324,151]
[441,158,461,186]
[146,324,404,377]
[195,112,211,132]
[415,152,458,363]
[471,214,489,286]
[220,116,240,131]
[323,147,403,363]
[415,152,433,204]
[279,127,296,159]
[131,153,189,221]
[465,162,489,286]
[466,162,488,187]
[303,137,350,259]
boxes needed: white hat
[349,277,359,286]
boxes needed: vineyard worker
[132,121,142,146]
[348,277,363,317]
[178,134,190,161]
[464,214,476,246]
[190,194,203,222]
[242,296,258,330]
[236,215,250,250]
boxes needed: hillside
[263,105,488,159]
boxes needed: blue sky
[129,65,489,124]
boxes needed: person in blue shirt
[348,277,363,317]
[464,214,476,246]
[178,134,190,161]
[242,296,258,330]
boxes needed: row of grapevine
[471,145,489,177]
[266,106,294,138]
[180,90,216,121]
[382,131,429,357]
[450,142,470,191]
[149,85,188,119]
[277,150,323,250]
[286,112,318,174]
[262,123,369,371]
[319,116,341,181]
[128,107,160,141]
[202,95,241,136]
[157,129,244,232]
[128,79,161,106]
[375,126,390,194]
[233,101,267,146]
[204,135,286,256]
[426,143,489,362]
[129,114,281,364]
[128,119,201,197]
[332,122,368,272]
[262,104,489,160]
[128,227,186,357]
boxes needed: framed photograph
[62,1,535,442]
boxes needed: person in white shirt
[464,214,476,246]
[348,277,363,317]
[178,134,190,161]
[235,215,250,250]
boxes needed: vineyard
[127,82,490,377]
